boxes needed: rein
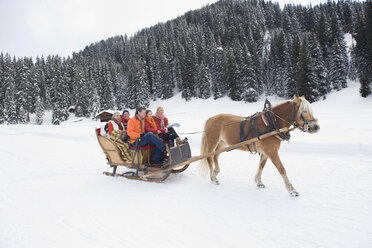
[179,100,305,136]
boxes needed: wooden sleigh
[95,126,295,182]
[95,128,191,182]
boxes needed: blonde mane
[298,97,313,116]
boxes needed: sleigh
[95,128,191,182]
[95,126,294,182]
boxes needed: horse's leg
[267,150,299,197]
[206,156,217,184]
[255,153,268,188]
[211,141,228,185]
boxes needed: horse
[199,95,320,197]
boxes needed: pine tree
[308,32,330,97]
[3,54,17,124]
[197,60,211,99]
[125,60,150,108]
[74,66,91,117]
[356,1,372,97]
[241,46,258,102]
[329,40,348,91]
[91,87,100,119]
[0,53,5,124]
[225,47,242,101]
[35,96,44,125]
[51,56,69,124]
[14,58,30,123]
[296,40,317,102]
[211,40,225,99]
[100,63,115,110]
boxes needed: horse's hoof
[211,179,220,185]
[290,190,299,197]
[257,184,265,189]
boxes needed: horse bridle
[289,101,316,132]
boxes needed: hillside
[1,0,371,125]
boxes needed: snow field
[1,84,372,248]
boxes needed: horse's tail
[199,123,210,177]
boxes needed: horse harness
[239,99,293,154]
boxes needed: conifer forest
[0,0,371,124]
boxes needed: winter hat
[122,110,129,115]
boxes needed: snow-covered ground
[1,83,372,248]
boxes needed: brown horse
[199,95,320,197]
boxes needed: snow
[1,84,372,248]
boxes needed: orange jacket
[127,115,144,143]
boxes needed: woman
[121,110,130,130]
[153,106,182,147]
[144,110,163,137]
[107,112,124,139]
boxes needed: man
[121,110,130,130]
[127,107,166,165]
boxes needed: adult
[153,106,182,147]
[127,107,166,165]
[121,110,130,130]
[107,112,124,139]
[144,110,163,137]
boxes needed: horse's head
[293,95,320,133]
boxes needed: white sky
[0,0,329,58]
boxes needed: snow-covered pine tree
[329,11,348,90]
[3,54,17,124]
[270,31,292,98]
[74,65,91,117]
[14,58,30,123]
[91,87,100,119]
[224,47,241,101]
[348,44,358,81]
[158,49,173,99]
[35,96,44,125]
[210,39,225,99]
[296,40,317,102]
[308,32,330,98]
[0,53,5,124]
[241,45,258,103]
[181,35,198,101]
[126,60,150,108]
[99,63,115,110]
[197,60,211,99]
[355,1,372,97]
[51,56,69,124]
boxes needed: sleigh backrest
[95,128,130,166]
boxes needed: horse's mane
[272,98,313,116]
[298,97,314,116]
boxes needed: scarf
[155,112,165,129]
[113,118,123,130]
[145,116,157,130]
[122,118,129,128]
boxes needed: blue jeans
[135,133,165,163]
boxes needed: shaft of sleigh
[141,127,296,179]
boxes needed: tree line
[0,0,371,125]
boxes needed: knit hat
[122,110,129,115]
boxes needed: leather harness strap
[239,100,291,154]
